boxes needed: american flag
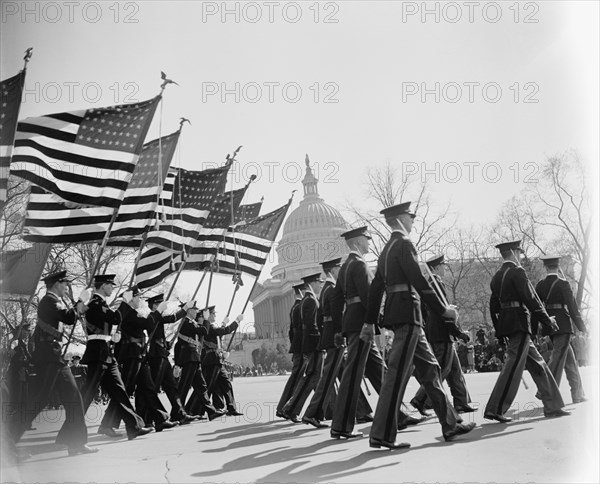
[11,96,160,207]
[0,70,26,210]
[144,161,232,253]
[135,194,268,290]
[22,130,179,243]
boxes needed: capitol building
[250,156,349,340]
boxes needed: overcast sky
[2,0,598,318]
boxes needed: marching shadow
[201,426,317,452]
[197,420,299,442]
[192,438,393,480]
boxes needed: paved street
[3,367,598,483]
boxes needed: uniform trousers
[276,353,307,414]
[148,356,187,420]
[82,360,145,437]
[331,332,386,434]
[485,332,564,416]
[10,362,87,447]
[304,347,344,420]
[203,363,236,411]
[548,334,585,402]
[181,363,219,416]
[371,325,458,443]
[283,350,325,417]
[412,341,471,408]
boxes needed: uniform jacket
[331,251,373,334]
[148,308,186,359]
[489,261,553,338]
[114,304,153,362]
[174,316,208,366]
[288,298,303,354]
[81,294,124,365]
[202,321,238,366]
[319,278,339,349]
[366,230,447,328]
[424,274,463,343]
[32,291,79,365]
[300,290,321,353]
[535,275,585,336]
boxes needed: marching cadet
[535,256,587,404]
[202,306,244,416]
[361,202,476,449]
[146,294,197,424]
[174,303,225,420]
[99,286,178,435]
[69,355,87,395]
[80,274,153,440]
[484,241,568,422]
[9,270,96,456]
[410,255,475,415]
[302,259,343,428]
[329,227,387,440]
[282,272,325,422]
[276,282,307,419]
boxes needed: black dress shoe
[544,408,571,418]
[369,437,411,450]
[128,426,154,440]
[484,412,512,423]
[176,415,194,425]
[68,444,99,456]
[331,429,363,439]
[356,414,374,423]
[276,411,288,419]
[455,404,477,413]
[97,426,123,438]
[208,410,226,421]
[410,398,432,417]
[226,409,244,416]
[443,422,476,442]
[398,415,425,430]
[302,416,329,428]
[155,420,179,432]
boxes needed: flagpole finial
[305,154,310,166]
[160,71,179,94]
[179,117,191,129]
[23,47,33,68]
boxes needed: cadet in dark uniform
[174,303,224,420]
[99,286,178,434]
[302,259,342,428]
[362,203,475,449]
[330,227,386,440]
[9,270,96,456]
[410,255,475,414]
[202,306,244,416]
[70,355,86,394]
[484,241,568,422]
[276,283,307,419]
[146,294,197,424]
[535,256,587,404]
[80,274,152,440]
[282,273,325,422]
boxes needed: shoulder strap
[544,278,561,305]
[499,265,512,300]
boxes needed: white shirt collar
[93,291,107,301]
[324,274,336,284]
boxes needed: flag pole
[205,258,215,308]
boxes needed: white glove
[157,301,168,313]
[111,331,122,343]
[223,351,230,359]
[203,309,210,320]
[236,314,244,323]
[78,288,93,305]
[222,316,230,325]
[183,301,193,311]
[75,301,87,314]
[122,291,133,304]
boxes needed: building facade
[250,156,349,340]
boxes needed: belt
[88,334,111,342]
[386,283,410,294]
[346,296,361,305]
[546,303,567,310]
[123,336,144,345]
[323,316,333,322]
[178,334,200,347]
[501,301,523,309]
[37,318,64,339]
